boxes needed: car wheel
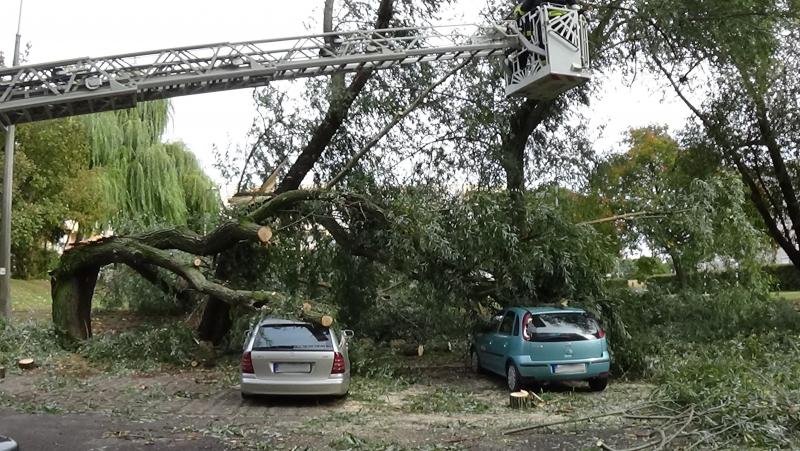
[470,350,482,374]
[589,376,609,392]
[506,363,522,392]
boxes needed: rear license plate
[274,363,312,373]
[552,363,586,375]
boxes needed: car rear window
[252,324,333,351]
[528,312,600,341]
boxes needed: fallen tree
[51,190,375,340]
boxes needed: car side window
[485,315,503,333]
[499,312,516,335]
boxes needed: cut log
[192,257,203,268]
[428,341,453,353]
[509,390,531,409]
[300,302,335,327]
[17,358,35,370]
[257,226,273,244]
[399,344,424,357]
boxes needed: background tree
[83,101,220,233]
[619,0,800,270]
[0,119,101,278]
[592,127,765,286]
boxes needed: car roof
[506,306,587,315]
[257,318,311,326]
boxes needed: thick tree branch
[326,58,473,189]
[55,238,285,309]
[276,0,395,193]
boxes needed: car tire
[506,363,523,392]
[589,376,609,392]
[470,350,482,374]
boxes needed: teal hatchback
[470,307,611,392]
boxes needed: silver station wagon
[240,318,352,398]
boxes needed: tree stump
[17,358,36,370]
[257,226,273,244]
[399,344,424,357]
[0,366,5,379]
[509,390,531,409]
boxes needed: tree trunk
[51,266,100,341]
[667,250,688,289]
[197,295,231,344]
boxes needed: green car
[470,306,611,392]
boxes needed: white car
[240,318,353,398]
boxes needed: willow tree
[83,100,219,232]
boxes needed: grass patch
[773,291,800,303]
[405,387,489,414]
[9,279,51,321]
[0,319,64,369]
[349,375,411,404]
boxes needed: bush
[0,319,63,367]
[656,333,800,447]
[765,264,800,291]
[609,285,800,377]
[12,247,59,279]
[78,323,197,369]
[95,265,186,315]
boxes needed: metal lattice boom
[0,24,515,126]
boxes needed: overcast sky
[1,0,690,197]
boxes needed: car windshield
[528,312,599,341]
[253,324,333,351]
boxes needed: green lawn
[774,291,800,302]
[9,279,51,321]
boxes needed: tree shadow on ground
[240,394,347,408]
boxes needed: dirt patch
[0,352,657,450]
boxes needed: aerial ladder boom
[0,4,590,127]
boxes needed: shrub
[95,265,186,315]
[78,322,197,369]
[765,264,800,291]
[0,319,63,367]
[12,247,59,280]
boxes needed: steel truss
[0,24,516,126]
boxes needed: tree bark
[51,266,100,341]
[499,100,555,231]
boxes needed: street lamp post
[0,0,24,320]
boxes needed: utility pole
[0,0,23,320]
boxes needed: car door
[476,314,503,373]
[487,311,517,374]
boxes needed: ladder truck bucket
[505,5,591,100]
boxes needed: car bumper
[515,353,611,381]
[0,436,19,451]
[241,374,350,396]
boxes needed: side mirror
[343,330,355,339]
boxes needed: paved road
[0,410,225,451]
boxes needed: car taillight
[595,329,606,339]
[522,312,532,341]
[331,352,345,374]
[241,351,254,374]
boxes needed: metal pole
[0,0,23,320]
